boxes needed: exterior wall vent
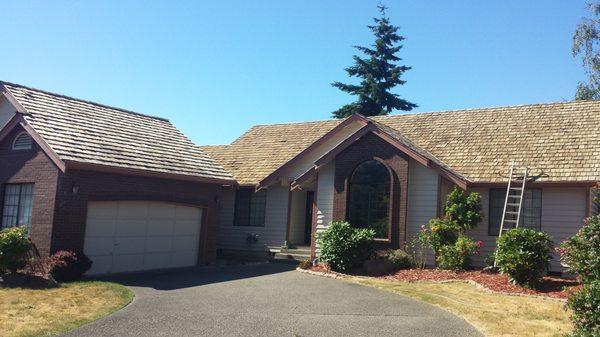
[12,132,33,151]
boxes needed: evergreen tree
[332,4,417,118]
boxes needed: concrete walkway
[63,263,482,337]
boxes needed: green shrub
[317,221,375,271]
[427,218,461,253]
[559,216,600,284]
[495,228,553,288]
[443,188,483,231]
[435,235,479,270]
[383,249,412,269]
[0,227,32,274]
[566,280,600,337]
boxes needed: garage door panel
[148,203,176,218]
[115,218,147,236]
[84,237,115,255]
[85,218,116,237]
[147,219,174,236]
[175,206,201,220]
[85,201,202,275]
[87,255,112,275]
[145,236,173,253]
[114,237,146,254]
[171,251,197,267]
[112,254,145,273]
[172,236,197,251]
[173,220,200,235]
[144,253,171,269]
[117,202,148,217]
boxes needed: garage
[83,201,203,275]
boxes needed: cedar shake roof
[202,101,600,185]
[2,81,233,182]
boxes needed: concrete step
[271,251,311,262]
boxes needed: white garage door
[84,201,203,275]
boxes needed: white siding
[218,186,289,252]
[467,187,588,271]
[289,190,307,245]
[0,96,16,129]
[406,159,438,264]
[314,161,335,252]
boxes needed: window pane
[488,188,541,236]
[347,160,390,239]
[234,188,266,227]
[2,184,35,230]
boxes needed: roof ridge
[1,80,170,122]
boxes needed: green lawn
[0,281,133,337]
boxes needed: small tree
[331,4,417,118]
[422,187,483,270]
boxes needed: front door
[304,191,314,244]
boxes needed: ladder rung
[504,220,518,223]
[508,195,521,198]
[507,203,520,206]
[506,211,519,215]
[510,187,522,190]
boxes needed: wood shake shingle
[2,82,233,182]
[203,102,600,185]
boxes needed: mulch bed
[0,273,57,289]
[377,269,581,299]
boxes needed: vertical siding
[314,161,335,252]
[289,190,307,245]
[218,186,289,251]
[0,96,16,129]
[406,159,438,264]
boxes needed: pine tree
[332,4,417,118]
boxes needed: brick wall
[0,126,60,256]
[333,132,409,249]
[53,169,223,264]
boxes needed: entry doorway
[304,191,314,245]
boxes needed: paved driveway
[64,263,481,337]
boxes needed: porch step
[271,246,311,263]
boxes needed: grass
[352,277,572,337]
[0,281,133,337]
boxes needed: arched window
[347,160,391,239]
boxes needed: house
[0,81,235,275]
[2,80,598,275]
[202,103,600,271]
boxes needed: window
[12,132,33,151]
[2,184,35,230]
[489,188,542,236]
[234,188,266,227]
[592,188,599,216]
[347,160,391,239]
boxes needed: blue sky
[0,1,589,145]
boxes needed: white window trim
[12,132,33,151]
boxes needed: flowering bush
[420,188,483,271]
[495,228,553,288]
[566,280,600,337]
[0,227,32,274]
[43,251,92,282]
[559,215,600,284]
[317,222,375,271]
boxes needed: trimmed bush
[384,249,412,270]
[44,251,92,282]
[0,227,32,274]
[317,221,375,271]
[559,215,600,284]
[495,228,553,288]
[443,188,483,231]
[566,280,600,337]
[436,235,480,270]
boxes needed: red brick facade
[332,132,409,249]
[0,126,59,256]
[0,126,223,264]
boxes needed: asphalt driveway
[63,263,482,337]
